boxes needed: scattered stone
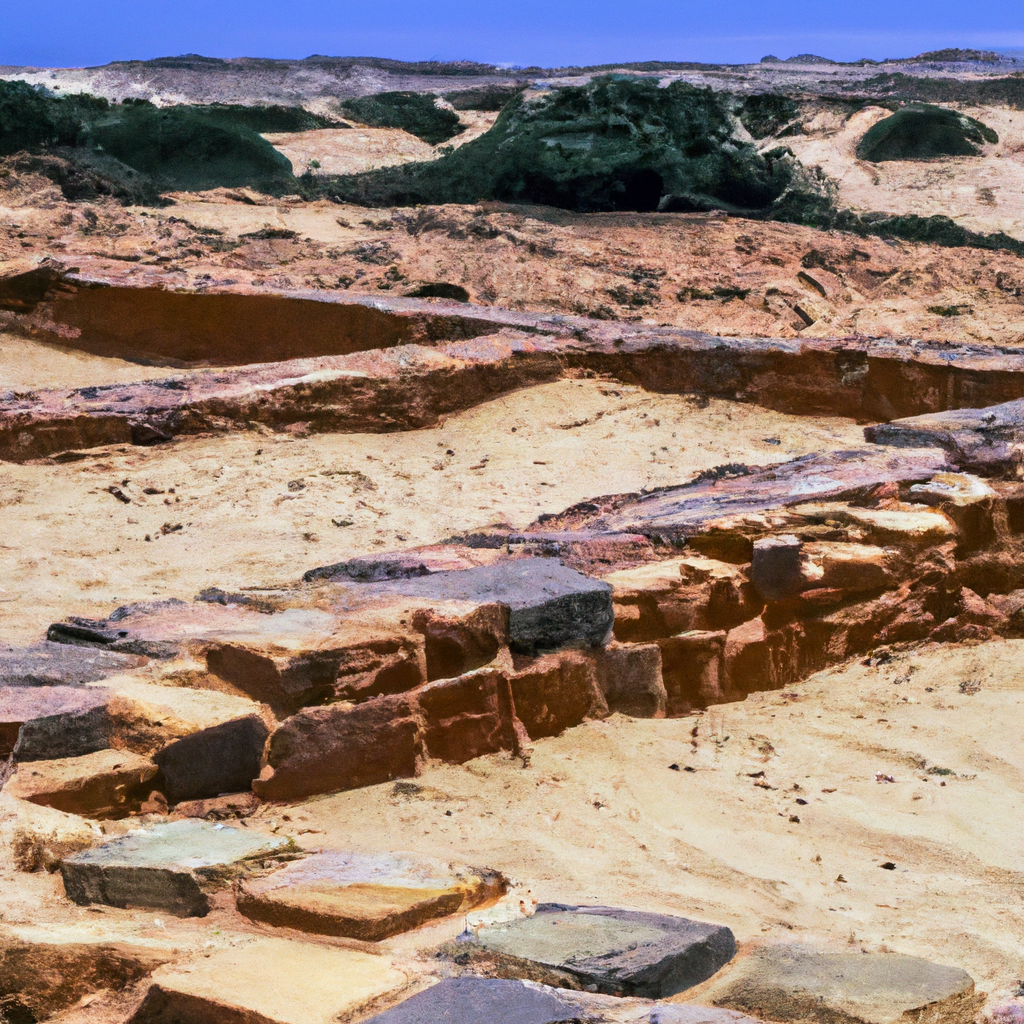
[61,818,294,916]
[471,903,736,998]
[6,749,158,818]
[253,694,422,801]
[0,792,106,872]
[236,850,505,939]
[376,558,614,654]
[172,791,261,820]
[128,937,408,1024]
[0,642,145,687]
[701,944,980,1024]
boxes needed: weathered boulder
[791,503,957,547]
[236,850,505,940]
[592,642,666,718]
[803,542,893,593]
[701,944,980,1024]
[471,904,736,998]
[411,603,509,681]
[376,558,614,654]
[0,642,145,687]
[723,618,773,697]
[128,937,409,1024]
[6,749,158,818]
[253,694,423,801]
[60,818,293,916]
[508,651,609,739]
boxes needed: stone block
[1,685,113,761]
[472,903,736,998]
[803,542,893,593]
[60,818,293,916]
[411,603,510,681]
[723,618,773,697]
[909,473,996,508]
[415,668,516,763]
[750,536,804,601]
[508,651,608,739]
[236,850,505,940]
[0,642,145,687]
[128,937,409,1024]
[792,503,957,547]
[592,642,666,718]
[657,632,726,717]
[701,944,980,1024]
[359,977,586,1024]
[0,792,106,872]
[377,558,614,654]
[253,694,422,801]
[6,749,158,819]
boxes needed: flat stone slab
[373,558,614,654]
[236,850,504,940]
[361,978,768,1024]
[60,819,293,916]
[7,749,158,818]
[701,944,979,1024]
[0,642,145,686]
[128,936,408,1024]
[1,685,112,760]
[472,904,736,998]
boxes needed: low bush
[856,103,998,161]
[738,94,799,139]
[340,91,464,145]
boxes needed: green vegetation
[738,94,800,139]
[339,91,464,145]
[927,304,973,317]
[856,104,998,161]
[320,77,821,215]
[853,73,1024,109]
[0,82,307,197]
[444,84,525,111]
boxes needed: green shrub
[340,91,464,145]
[738,94,799,139]
[854,73,1024,110]
[319,77,818,215]
[201,103,343,133]
[86,104,296,193]
[856,104,998,161]
[443,85,525,111]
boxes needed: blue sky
[3,0,1023,69]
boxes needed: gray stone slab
[61,819,293,917]
[700,944,979,1024]
[472,904,736,998]
[360,978,583,1024]
[749,535,804,601]
[373,559,614,654]
[0,642,145,686]
[1,685,113,760]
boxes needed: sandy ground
[0,368,864,644]
[262,112,499,176]
[788,105,1024,241]
[294,639,1024,1005]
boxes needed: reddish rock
[414,668,519,763]
[253,695,423,801]
[591,642,666,718]
[411,604,510,681]
[723,619,773,698]
[658,632,726,716]
[507,651,608,739]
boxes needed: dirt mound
[856,104,999,162]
